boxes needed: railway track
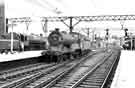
[0,63,55,82]
[11,49,107,88]
[44,50,113,88]
[0,61,72,88]
[0,49,99,88]
[0,49,108,88]
[71,50,120,88]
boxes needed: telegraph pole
[11,23,14,53]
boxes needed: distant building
[0,1,5,34]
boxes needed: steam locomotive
[41,28,91,63]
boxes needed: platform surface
[0,50,44,62]
[111,50,135,88]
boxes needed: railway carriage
[0,33,47,53]
[0,39,20,53]
[0,33,21,53]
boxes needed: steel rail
[70,51,113,88]
[43,51,106,88]
[101,51,120,88]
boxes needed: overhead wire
[26,0,63,14]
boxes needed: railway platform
[111,50,135,88]
[0,50,46,71]
[0,50,44,62]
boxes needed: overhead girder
[8,17,32,31]
[41,16,68,22]
[74,15,135,21]
[8,17,32,23]
[40,15,135,32]
[8,15,135,23]
[7,15,135,33]
[41,16,81,32]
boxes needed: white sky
[5,0,135,36]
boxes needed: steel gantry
[8,17,32,30]
[7,15,135,33]
[7,17,32,52]
[41,15,135,33]
[41,16,81,33]
[74,15,135,21]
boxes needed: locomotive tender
[41,28,91,63]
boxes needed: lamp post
[7,22,16,53]
[130,33,133,50]
[10,22,16,53]
[11,23,14,53]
